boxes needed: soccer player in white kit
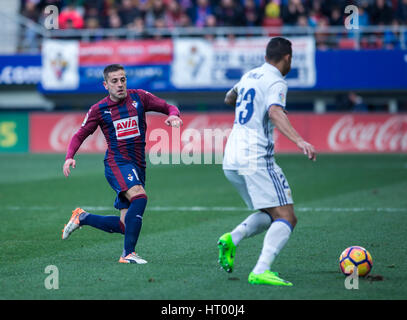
[218,37,316,286]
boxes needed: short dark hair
[266,37,292,63]
[103,64,125,80]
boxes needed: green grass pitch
[0,153,406,300]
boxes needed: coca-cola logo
[49,115,106,151]
[328,115,407,152]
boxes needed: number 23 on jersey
[235,88,256,125]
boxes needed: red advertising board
[79,40,173,66]
[29,112,407,154]
[30,113,106,153]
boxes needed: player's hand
[297,140,316,161]
[63,158,76,177]
[165,115,183,128]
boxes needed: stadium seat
[338,38,357,49]
[262,18,282,37]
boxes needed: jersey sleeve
[266,81,288,111]
[140,89,180,116]
[65,106,99,159]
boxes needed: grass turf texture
[0,153,406,300]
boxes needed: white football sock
[230,212,272,246]
[252,219,292,274]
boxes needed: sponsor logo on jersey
[278,90,285,105]
[113,116,140,140]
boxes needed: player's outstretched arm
[63,158,76,177]
[139,89,182,127]
[268,105,316,161]
[63,133,84,177]
[62,107,99,177]
[62,127,93,177]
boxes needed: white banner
[171,37,316,89]
[41,40,79,90]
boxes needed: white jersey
[223,62,288,172]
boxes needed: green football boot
[217,233,236,273]
[248,270,293,286]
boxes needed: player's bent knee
[124,184,146,201]
[264,205,297,230]
[281,208,297,230]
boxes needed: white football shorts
[224,164,293,210]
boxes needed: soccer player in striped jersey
[218,37,316,285]
[62,64,182,264]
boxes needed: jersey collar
[263,62,284,79]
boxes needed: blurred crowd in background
[19,0,407,49]
[21,0,407,29]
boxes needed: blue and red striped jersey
[66,89,180,170]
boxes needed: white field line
[1,205,407,213]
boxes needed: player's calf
[122,194,148,257]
